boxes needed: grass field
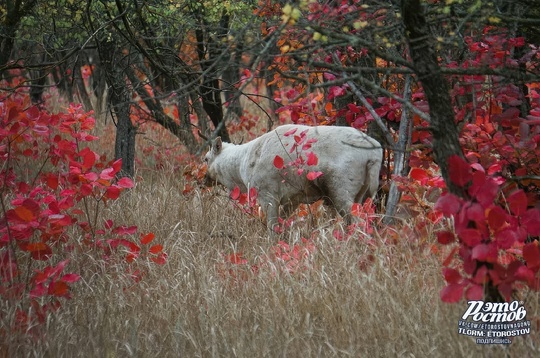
[1,109,539,357]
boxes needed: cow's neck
[216,142,249,191]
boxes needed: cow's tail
[354,158,380,204]
[365,158,380,199]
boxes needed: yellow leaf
[282,4,292,15]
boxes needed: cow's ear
[213,137,222,154]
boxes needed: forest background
[1,0,540,356]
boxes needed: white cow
[204,124,383,230]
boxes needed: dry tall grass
[1,97,539,357]
[2,162,538,357]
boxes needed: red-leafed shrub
[0,84,165,336]
[436,155,540,303]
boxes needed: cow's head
[204,137,222,186]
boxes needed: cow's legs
[328,188,356,225]
[259,196,281,232]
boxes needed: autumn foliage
[436,155,540,302]
[1,3,540,350]
[0,82,166,337]
[432,27,540,302]
[250,1,540,304]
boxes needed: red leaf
[100,167,115,180]
[440,283,464,303]
[437,231,455,245]
[508,190,528,216]
[306,152,318,166]
[442,267,462,284]
[104,219,114,229]
[151,252,167,265]
[465,284,484,300]
[23,242,48,252]
[14,199,40,222]
[514,265,535,284]
[113,225,138,235]
[410,168,429,184]
[34,260,69,284]
[470,163,485,173]
[473,176,499,207]
[468,170,486,199]
[302,138,317,150]
[487,206,508,231]
[60,273,81,283]
[522,208,540,236]
[14,206,35,222]
[495,228,521,250]
[29,283,47,298]
[22,242,52,260]
[523,242,540,269]
[149,244,163,254]
[117,177,134,188]
[80,184,93,196]
[459,228,483,247]
[283,128,298,136]
[273,155,284,170]
[141,232,155,245]
[237,193,248,205]
[126,252,138,263]
[488,162,503,175]
[471,243,498,263]
[80,148,97,171]
[226,252,247,265]
[464,203,484,223]
[112,159,122,174]
[83,172,98,181]
[110,239,140,254]
[472,265,489,284]
[498,283,513,302]
[434,193,462,216]
[49,214,72,226]
[49,280,69,297]
[351,203,362,217]
[448,155,472,187]
[230,186,241,200]
[327,86,346,100]
[306,171,323,180]
[105,186,121,200]
[18,182,30,194]
[46,175,59,190]
[323,72,336,81]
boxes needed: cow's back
[242,124,381,199]
[271,124,381,168]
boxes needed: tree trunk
[0,0,39,77]
[177,91,198,152]
[402,0,466,198]
[99,40,136,178]
[402,0,502,302]
[0,26,16,78]
[383,76,412,225]
[113,98,136,179]
[194,10,230,142]
[222,41,243,119]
